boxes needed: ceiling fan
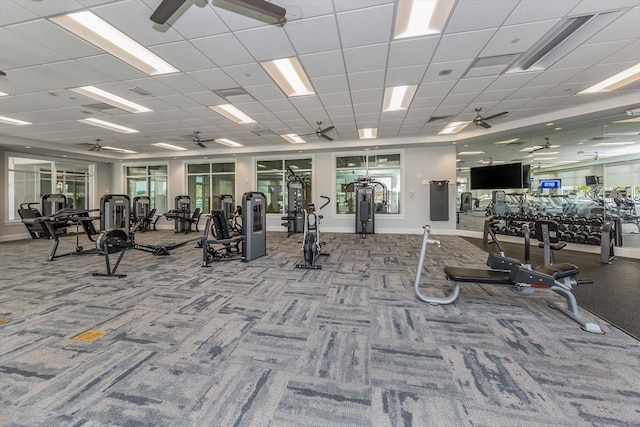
[81,138,116,152]
[473,107,508,129]
[190,131,215,148]
[531,137,555,152]
[151,0,287,25]
[302,121,335,141]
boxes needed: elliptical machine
[296,196,330,269]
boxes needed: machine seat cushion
[538,241,567,251]
[444,267,512,284]
[534,263,579,280]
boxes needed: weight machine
[345,177,389,236]
[281,166,310,236]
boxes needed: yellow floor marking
[72,330,106,342]
[0,317,11,325]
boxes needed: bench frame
[414,226,603,334]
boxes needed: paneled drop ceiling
[0,0,639,170]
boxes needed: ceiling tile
[569,0,640,16]
[154,74,209,94]
[432,28,497,62]
[586,6,640,44]
[504,0,579,25]
[244,83,286,101]
[77,54,147,81]
[347,69,385,91]
[343,43,388,74]
[481,20,560,57]
[8,0,83,17]
[446,0,518,33]
[450,76,497,95]
[385,65,427,86]
[191,34,254,67]
[550,40,633,70]
[150,41,216,72]
[299,50,345,79]
[423,59,475,83]
[187,69,238,91]
[221,63,272,86]
[0,1,38,26]
[336,3,394,48]
[0,28,69,70]
[165,2,229,39]
[310,74,349,94]
[234,25,296,61]
[388,36,439,68]
[285,15,341,55]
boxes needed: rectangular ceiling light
[103,146,137,154]
[216,138,243,147]
[209,104,256,124]
[382,85,417,111]
[78,118,139,133]
[50,11,178,76]
[509,11,622,73]
[0,92,7,97]
[494,138,519,144]
[394,0,455,39]
[0,116,31,125]
[458,151,484,155]
[578,62,640,94]
[593,142,636,146]
[281,134,306,144]
[614,117,640,123]
[70,86,152,113]
[358,128,378,139]
[151,142,187,151]
[439,121,471,134]
[262,57,315,97]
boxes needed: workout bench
[414,225,603,334]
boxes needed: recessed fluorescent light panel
[578,62,640,94]
[614,117,640,123]
[281,134,306,144]
[0,92,7,96]
[209,104,256,124]
[358,128,378,139]
[439,121,471,134]
[77,118,139,133]
[216,138,243,147]
[593,142,636,146]
[509,11,623,73]
[494,138,519,144]
[0,116,32,125]
[103,146,137,154]
[50,11,178,76]
[458,151,484,155]
[393,0,455,39]
[152,142,187,151]
[262,57,314,97]
[70,86,152,113]
[382,85,417,111]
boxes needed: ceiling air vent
[463,54,520,78]
[213,87,253,103]
[82,102,120,114]
[508,10,624,73]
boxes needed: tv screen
[585,175,597,186]
[470,163,524,190]
[539,179,561,189]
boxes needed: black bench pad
[444,267,512,284]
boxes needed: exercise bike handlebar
[319,195,331,210]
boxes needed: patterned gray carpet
[1,229,639,426]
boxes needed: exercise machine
[131,196,156,233]
[217,194,242,234]
[346,177,389,236]
[414,225,603,334]
[296,196,330,269]
[100,194,130,231]
[200,210,244,267]
[93,195,201,277]
[281,166,309,236]
[42,194,67,216]
[241,192,267,262]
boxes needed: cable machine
[345,177,389,235]
[281,166,310,236]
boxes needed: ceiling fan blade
[195,141,206,148]
[216,0,287,24]
[321,134,334,141]
[478,121,491,129]
[484,111,508,121]
[150,0,187,24]
[320,125,335,134]
[198,138,216,143]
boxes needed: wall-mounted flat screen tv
[539,178,561,189]
[470,162,525,190]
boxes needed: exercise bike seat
[444,267,512,285]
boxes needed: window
[126,165,168,213]
[335,153,401,214]
[7,156,92,220]
[187,162,235,213]
[256,158,312,214]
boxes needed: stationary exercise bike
[296,196,330,269]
